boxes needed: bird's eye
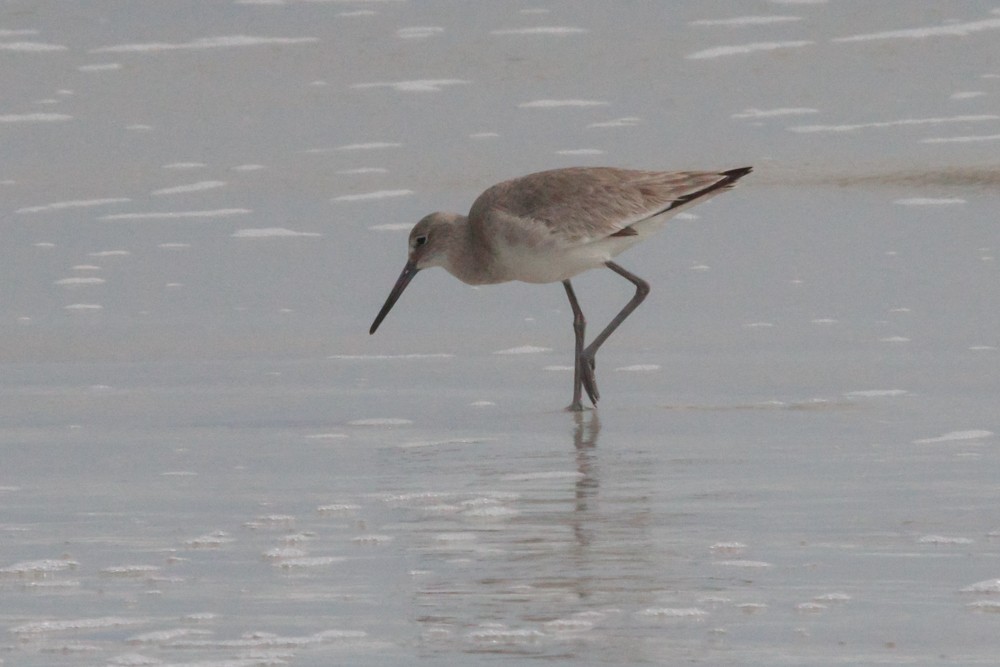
[414,235,428,247]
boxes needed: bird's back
[468,167,738,245]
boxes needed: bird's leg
[580,262,650,406]
[562,279,587,412]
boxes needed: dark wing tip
[663,166,753,214]
[609,226,640,238]
[721,166,753,183]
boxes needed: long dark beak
[370,261,419,334]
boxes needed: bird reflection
[571,410,600,548]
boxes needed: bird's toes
[584,381,600,406]
[581,358,600,405]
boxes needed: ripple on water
[913,429,993,444]
[635,607,709,620]
[0,558,79,576]
[274,556,344,570]
[348,417,414,426]
[11,616,151,635]
[231,227,322,238]
[961,578,1000,594]
[99,565,161,577]
[184,531,236,548]
[467,624,545,645]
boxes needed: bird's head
[369,212,462,334]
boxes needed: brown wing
[469,167,750,245]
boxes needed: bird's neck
[444,216,500,285]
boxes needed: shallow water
[3,2,1000,665]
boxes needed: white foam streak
[519,99,609,108]
[100,209,251,220]
[163,628,366,649]
[893,198,965,206]
[93,35,319,53]
[163,161,207,169]
[587,116,642,127]
[635,607,708,618]
[338,167,388,175]
[690,16,802,27]
[396,26,443,39]
[686,40,813,59]
[922,133,1000,144]
[919,534,973,545]
[0,112,72,123]
[78,62,122,71]
[332,189,413,202]
[17,198,130,214]
[11,616,150,634]
[951,91,987,100]
[490,27,588,35]
[348,418,413,426]
[0,41,67,51]
[336,141,402,151]
[232,227,322,238]
[962,579,1000,593]
[494,345,551,354]
[151,180,226,195]
[913,430,993,444]
[352,79,469,92]
[733,107,818,118]
[0,558,78,575]
[789,115,999,132]
[835,17,1000,42]
[614,364,661,372]
[328,353,452,360]
[55,277,106,286]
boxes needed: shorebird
[370,165,751,411]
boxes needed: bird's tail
[665,165,752,212]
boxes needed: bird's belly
[494,236,640,284]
